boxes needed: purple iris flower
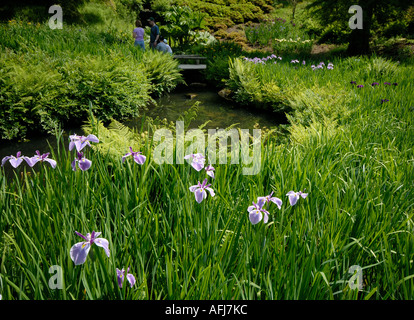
[69,134,99,152]
[71,152,92,171]
[371,82,379,86]
[381,99,389,103]
[393,82,398,86]
[189,178,215,203]
[70,231,110,265]
[247,200,270,225]
[116,267,136,288]
[257,191,282,210]
[286,190,308,206]
[205,164,215,178]
[350,81,356,85]
[122,147,146,165]
[302,60,306,65]
[184,153,206,172]
[1,151,27,168]
[357,85,364,88]
[384,82,391,85]
[327,63,334,70]
[25,150,57,168]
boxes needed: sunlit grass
[0,13,414,300]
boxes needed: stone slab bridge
[173,54,207,70]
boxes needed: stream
[0,84,287,165]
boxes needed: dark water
[0,85,287,165]
[124,84,286,131]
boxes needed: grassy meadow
[1,1,414,301]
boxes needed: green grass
[0,20,183,141]
[1,2,414,300]
[1,53,414,299]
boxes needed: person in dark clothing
[147,17,160,50]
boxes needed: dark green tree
[307,0,412,55]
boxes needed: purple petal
[191,161,204,171]
[24,156,37,167]
[247,205,256,212]
[69,141,75,151]
[86,134,99,143]
[94,238,110,257]
[189,185,199,192]
[116,268,124,288]
[70,242,91,265]
[9,157,23,168]
[69,134,79,140]
[78,158,92,171]
[200,178,208,188]
[249,209,262,225]
[71,159,77,171]
[256,197,266,208]
[288,194,298,206]
[127,273,136,287]
[205,165,215,178]
[270,197,283,209]
[75,231,89,241]
[1,156,11,167]
[133,154,146,165]
[205,187,215,198]
[122,153,132,163]
[300,192,308,199]
[263,212,269,224]
[206,170,215,178]
[195,189,205,203]
[79,140,91,151]
[92,231,102,238]
[44,158,57,168]
[74,140,83,152]
[205,164,214,171]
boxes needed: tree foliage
[306,0,412,55]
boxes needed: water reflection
[124,85,287,130]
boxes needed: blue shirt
[150,24,159,43]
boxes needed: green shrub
[226,58,287,111]
[0,49,153,140]
[356,56,399,81]
[0,21,186,141]
[57,52,152,121]
[318,22,351,45]
[0,50,64,140]
[174,0,272,31]
[140,50,184,97]
[191,41,244,88]
[286,84,353,127]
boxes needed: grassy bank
[0,20,183,141]
[1,51,413,299]
[1,1,414,301]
